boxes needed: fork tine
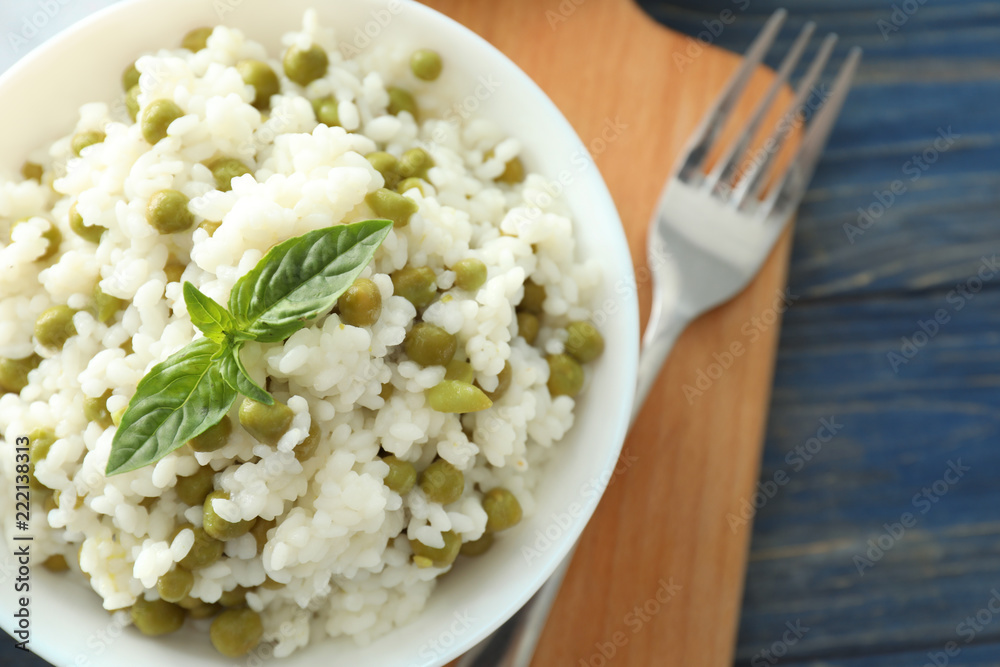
[760,46,863,218]
[675,9,787,182]
[731,33,839,207]
[705,20,816,198]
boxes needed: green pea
[141,99,184,144]
[28,427,55,491]
[12,219,60,262]
[480,361,512,402]
[365,151,400,190]
[111,405,127,427]
[338,278,382,327]
[157,567,194,603]
[249,518,276,554]
[379,383,394,401]
[92,284,126,324]
[483,487,522,532]
[238,397,293,447]
[517,312,540,345]
[188,416,232,453]
[178,597,220,619]
[217,586,247,608]
[146,189,194,234]
[175,465,215,507]
[460,532,494,557]
[409,530,461,569]
[382,455,416,495]
[295,422,321,462]
[190,603,222,620]
[497,156,525,184]
[198,220,222,237]
[175,525,223,570]
[565,321,605,363]
[84,390,114,429]
[21,161,43,183]
[71,131,105,157]
[283,44,328,86]
[131,598,185,636]
[398,148,434,179]
[164,256,186,284]
[37,221,61,260]
[236,59,280,109]
[203,490,256,541]
[427,380,492,414]
[122,62,140,91]
[0,355,41,394]
[452,258,487,292]
[125,85,141,122]
[42,554,69,572]
[391,266,437,309]
[35,305,76,350]
[259,576,285,590]
[181,26,213,52]
[419,459,465,504]
[387,87,417,117]
[396,178,428,196]
[210,608,263,658]
[546,353,584,397]
[311,95,340,126]
[68,203,107,243]
[206,157,252,192]
[366,188,418,227]
[409,49,443,81]
[444,359,474,384]
[405,323,456,367]
[176,595,202,610]
[519,280,546,314]
[28,427,55,462]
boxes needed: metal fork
[460,9,861,667]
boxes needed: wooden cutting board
[422,1,797,665]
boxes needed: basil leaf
[104,221,394,475]
[219,344,273,405]
[229,219,393,340]
[183,282,235,344]
[238,319,304,344]
[105,338,237,476]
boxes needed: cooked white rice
[0,10,602,657]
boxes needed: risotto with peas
[0,9,605,659]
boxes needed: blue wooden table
[3,1,999,666]
[643,1,1000,665]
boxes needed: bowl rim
[0,1,639,665]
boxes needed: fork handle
[459,299,690,667]
[634,299,691,423]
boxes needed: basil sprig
[105,219,393,476]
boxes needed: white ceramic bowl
[0,1,638,665]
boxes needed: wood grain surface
[649,3,1000,665]
[420,1,796,665]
